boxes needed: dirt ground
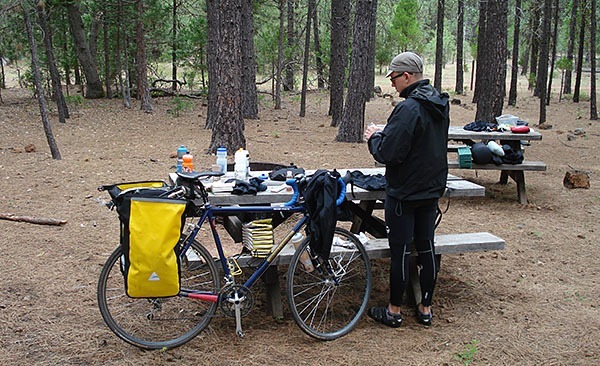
[0,67,599,365]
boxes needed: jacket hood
[401,79,449,121]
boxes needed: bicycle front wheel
[97,240,219,349]
[286,228,372,340]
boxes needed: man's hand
[364,124,382,141]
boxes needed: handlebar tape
[283,177,346,207]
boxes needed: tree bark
[365,0,377,101]
[590,0,597,120]
[529,2,540,90]
[545,0,559,106]
[508,0,522,106]
[65,2,104,99]
[536,0,551,125]
[275,0,285,110]
[328,0,350,126]
[172,0,178,92]
[240,0,258,119]
[573,2,585,103]
[472,0,488,104]
[299,0,314,117]
[285,0,295,91]
[103,1,113,99]
[116,0,131,109]
[434,0,444,91]
[205,0,220,128]
[455,0,464,95]
[23,4,61,160]
[136,0,152,112]
[0,49,5,89]
[36,1,69,123]
[312,4,324,89]
[474,0,507,124]
[564,0,579,94]
[208,0,245,153]
[336,0,375,142]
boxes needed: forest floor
[0,66,599,365]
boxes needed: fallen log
[0,213,67,226]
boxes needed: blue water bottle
[177,145,187,172]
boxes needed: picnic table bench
[238,231,505,311]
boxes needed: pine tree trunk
[472,0,488,104]
[590,0,597,120]
[209,0,245,153]
[508,0,522,106]
[536,0,551,125]
[0,50,5,89]
[172,0,178,92]
[103,2,113,99]
[545,0,559,106]
[285,0,295,91]
[65,3,104,99]
[573,3,585,103]
[23,4,61,160]
[299,0,313,117]
[336,0,374,143]
[529,3,540,91]
[564,0,579,94]
[455,0,464,95]
[136,0,152,113]
[241,0,258,119]
[328,0,350,126]
[36,2,69,123]
[365,0,377,101]
[275,0,285,110]
[434,0,444,91]
[312,5,325,89]
[205,0,220,128]
[474,0,507,124]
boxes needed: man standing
[364,52,450,327]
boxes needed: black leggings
[385,196,439,308]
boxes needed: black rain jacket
[368,79,450,201]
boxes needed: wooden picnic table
[170,167,483,205]
[169,168,483,238]
[447,126,546,204]
[374,125,546,203]
[169,168,490,318]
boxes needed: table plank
[168,168,484,206]
[448,125,542,141]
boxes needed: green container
[457,147,472,168]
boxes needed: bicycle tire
[97,240,219,349]
[286,227,372,340]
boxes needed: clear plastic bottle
[234,148,249,180]
[291,233,314,272]
[216,147,227,173]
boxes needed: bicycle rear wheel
[286,228,371,340]
[97,240,219,349]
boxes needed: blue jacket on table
[368,79,450,201]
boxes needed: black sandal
[368,306,403,328]
[416,306,433,326]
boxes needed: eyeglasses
[389,72,413,81]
